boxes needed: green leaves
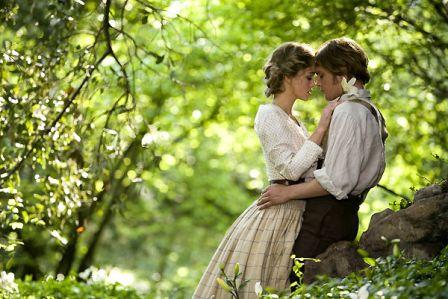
[357,248,377,267]
[0,1,446,297]
[217,262,249,298]
[363,257,377,267]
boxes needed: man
[257,37,387,285]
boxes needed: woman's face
[286,67,315,100]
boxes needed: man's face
[315,66,343,101]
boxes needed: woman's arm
[255,101,340,181]
[255,109,323,181]
[257,179,329,210]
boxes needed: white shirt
[314,89,386,200]
[254,103,323,181]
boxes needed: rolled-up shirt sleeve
[314,110,363,199]
[255,108,323,181]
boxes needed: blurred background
[0,0,446,297]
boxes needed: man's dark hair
[315,37,370,84]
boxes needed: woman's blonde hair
[263,42,314,97]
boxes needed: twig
[377,184,411,201]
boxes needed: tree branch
[0,50,110,184]
[377,183,411,202]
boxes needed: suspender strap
[348,99,388,144]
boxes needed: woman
[193,42,339,298]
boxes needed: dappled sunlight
[0,0,446,298]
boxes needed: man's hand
[257,184,291,210]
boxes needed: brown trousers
[289,194,361,285]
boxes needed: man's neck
[354,81,365,89]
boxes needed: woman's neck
[273,93,294,115]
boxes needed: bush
[1,277,142,299]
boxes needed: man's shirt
[314,89,386,199]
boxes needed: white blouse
[254,103,323,182]
[314,89,386,200]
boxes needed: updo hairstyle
[263,42,314,97]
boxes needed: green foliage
[290,256,321,292]
[287,246,448,298]
[4,279,141,299]
[0,0,447,297]
[216,263,250,299]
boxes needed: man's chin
[325,93,343,102]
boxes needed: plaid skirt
[193,199,306,298]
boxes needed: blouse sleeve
[313,110,363,199]
[255,106,323,181]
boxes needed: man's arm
[257,106,364,209]
[257,179,329,210]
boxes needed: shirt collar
[339,88,371,102]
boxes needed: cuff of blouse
[313,168,347,200]
[304,139,323,156]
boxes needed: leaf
[239,279,250,291]
[6,257,14,270]
[357,248,370,257]
[22,211,29,223]
[216,277,232,292]
[363,257,377,267]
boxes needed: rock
[360,194,448,258]
[303,241,365,284]
[414,184,443,201]
[303,184,448,283]
[367,208,394,229]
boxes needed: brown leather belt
[269,178,305,186]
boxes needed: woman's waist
[252,198,305,210]
[249,196,305,211]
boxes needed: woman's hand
[309,99,341,146]
[257,184,292,210]
[316,99,341,133]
